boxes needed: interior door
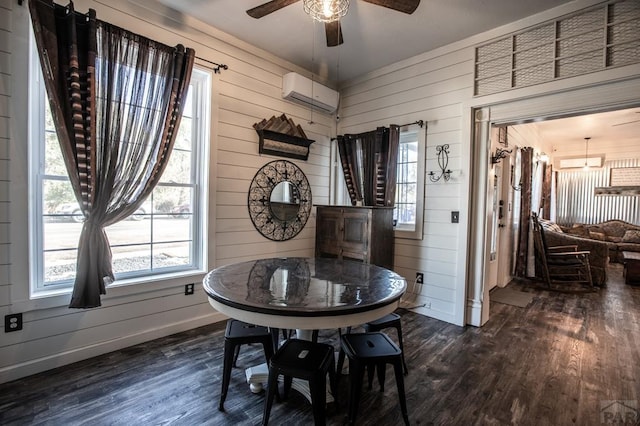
[497,154,514,287]
[487,164,502,290]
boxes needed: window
[329,126,425,239]
[29,44,210,294]
[394,127,425,239]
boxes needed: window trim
[25,24,212,298]
[394,126,425,240]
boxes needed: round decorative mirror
[248,160,312,241]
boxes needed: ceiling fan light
[303,0,349,23]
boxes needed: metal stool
[340,332,410,425]
[364,313,408,374]
[262,338,337,426]
[219,319,274,412]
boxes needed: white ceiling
[532,107,640,150]
[159,0,575,84]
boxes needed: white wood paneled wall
[338,46,474,325]
[508,124,544,152]
[337,0,640,326]
[0,0,333,383]
[0,0,10,321]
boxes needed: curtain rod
[332,120,425,140]
[195,56,228,74]
[21,1,229,76]
[398,120,424,128]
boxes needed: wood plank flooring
[1,264,638,425]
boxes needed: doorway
[467,77,640,326]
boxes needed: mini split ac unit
[282,72,339,114]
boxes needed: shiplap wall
[0,0,333,383]
[336,0,640,326]
[0,0,10,323]
[508,124,544,152]
[338,47,473,325]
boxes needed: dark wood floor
[1,264,639,426]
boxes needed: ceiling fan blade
[361,0,420,14]
[325,21,344,47]
[247,0,301,19]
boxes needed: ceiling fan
[247,0,420,47]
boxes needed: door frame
[465,77,640,326]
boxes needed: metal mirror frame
[248,160,312,241]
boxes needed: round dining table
[203,257,407,331]
[203,257,407,394]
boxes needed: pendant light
[583,137,591,171]
[304,0,349,23]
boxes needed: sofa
[561,220,640,263]
[538,218,610,286]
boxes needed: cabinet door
[340,211,369,262]
[316,208,342,257]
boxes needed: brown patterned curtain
[337,125,400,206]
[30,0,195,308]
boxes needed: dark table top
[203,257,406,318]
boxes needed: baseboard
[466,298,483,326]
[0,312,226,384]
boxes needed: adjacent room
[1,0,639,424]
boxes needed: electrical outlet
[185,283,195,295]
[416,272,424,284]
[5,313,23,333]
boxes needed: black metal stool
[364,312,408,374]
[340,332,410,425]
[262,338,337,426]
[219,319,274,412]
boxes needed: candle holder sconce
[428,144,452,182]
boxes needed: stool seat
[219,319,274,412]
[263,339,337,426]
[341,332,410,425]
[364,312,408,375]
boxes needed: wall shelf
[256,129,314,161]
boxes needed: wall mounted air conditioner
[282,72,339,114]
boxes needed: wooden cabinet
[315,205,394,270]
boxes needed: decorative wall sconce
[491,147,512,164]
[428,144,452,182]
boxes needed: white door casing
[466,76,640,326]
